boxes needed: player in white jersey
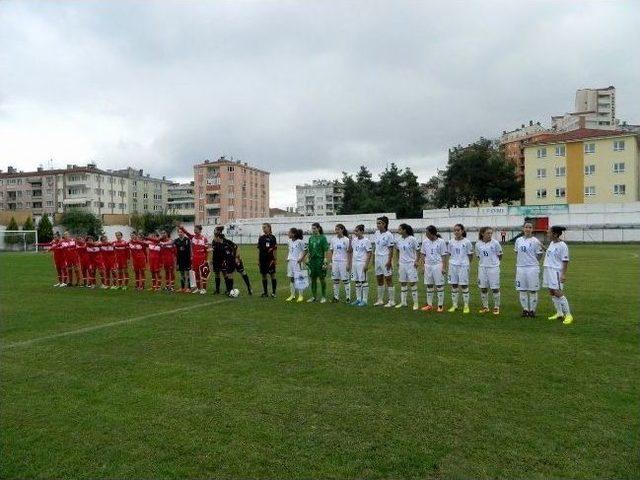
[514,221,543,317]
[418,225,448,312]
[373,216,396,307]
[285,228,307,303]
[394,223,420,310]
[350,224,373,306]
[543,226,573,325]
[447,223,473,314]
[328,224,352,302]
[475,227,503,315]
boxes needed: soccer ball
[229,288,240,298]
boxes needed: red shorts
[148,257,161,272]
[192,256,207,269]
[115,255,129,269]
[131,256,146,270]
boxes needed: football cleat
[562,314,574,325]
[436,306,444,313]
[548,313,563,320]
[478,307,490,314]
[447,306,457,312]
[307,297,316,303]
[319,298,327,304]
[395,303,407,309]
[373,300,385,306]
[412,304,419,311]
[421,304,433,312]
[296,294,304,303]
[463,306,470,314]
[285,294,295,302]
[384,302,395,308]
[521,310,529,317]
[493,307,500,315]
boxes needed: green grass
[1,244,638,479]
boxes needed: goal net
[0,230,39,252]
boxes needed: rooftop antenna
[48,158,54,170]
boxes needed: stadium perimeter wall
[2,203,639,249]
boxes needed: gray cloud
[1,0,639,206]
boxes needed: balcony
[205,202,221,209]
[63,197,89,205]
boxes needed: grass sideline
[1,244,638,478]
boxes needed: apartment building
[500,121,550,181]
[295,180,343,216]
[114,167,173,214]
[167,182,196,217]
[552,86,619,132]
[524,129,639,205]
[194,157,270,225]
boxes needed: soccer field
[1,244,638,479]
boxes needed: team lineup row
[40,216,574,325]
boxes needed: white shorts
[543,267,564,290]
[448,265,470,285]
[424,263,445,285]
[287,259,303,279]
[351,261,368,282]
[331,260,349,281]
[374,256,393,277]
[398,263,418,283]
[478,266,500,289]
[516,266,540,291]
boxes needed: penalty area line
[1,299,230,350]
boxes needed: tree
[436,138,521,208]
[5,217,20,245]
[130,212,178,235]
[22,216,36,244]
[37,214,54,243]
[338,164,425,217]
[59,210,103,238]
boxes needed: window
[584,165,596,176]
[613,184,626,196]
[536,188,547,199]
[536,148,547,158]
[584,186,596,196]
[613,162,625,174]
[555,166,566,177]
[227,166,235,172]
[536,168,546,179]
[555,146,566,156]
[555,187,566,198]
[613,140,625,151]
[584,143,595,154]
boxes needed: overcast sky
[1,1,639,208]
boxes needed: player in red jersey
[99,235,116,289]
[113,231,130,289]
[62,232,82,287]
[76,236,90,287]
[128,232,147,290]
[145,233,162,291]
[85,236,103,288]
[178,224,209,293]
[159,230,176,291]
[37,232,68,286]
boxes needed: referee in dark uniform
[257,223,277,297]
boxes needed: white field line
[1,299,229,350]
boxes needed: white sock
[290,283,295,296]
[493,291,501,308]
[462,288,470,307]
[559,295,571,315]
[426,287,434,305]
[529,292,538,312]
[356,283,362,302]
[481,291,489,308]
[451,290,459,307]
[551,296,562,314]
[333,282,340,299]
[411,285,418,305]
[377,285,385,301]
[400,286,407,305]
[519,292,529,310]
[388,286,395,303]
[344,281,351,300]
[362,282,369,304]
[437,287,444,307]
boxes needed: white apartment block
[552,86,619,132]
[0,163,173,220]
[167,182,196,217]
[296,180,343,216]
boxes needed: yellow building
[524,129,639,205]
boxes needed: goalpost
[0,230,39,252]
